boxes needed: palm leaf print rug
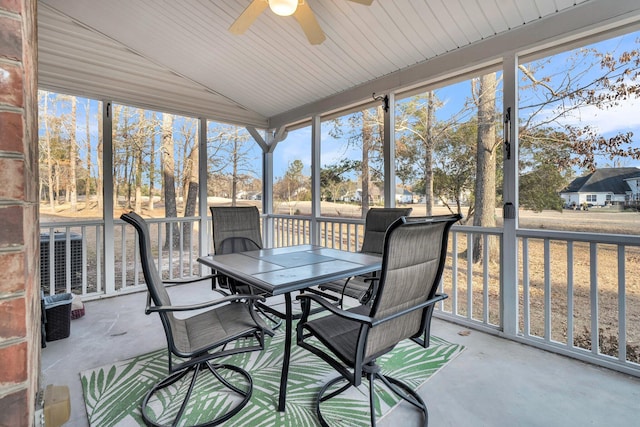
[81,328,463,426]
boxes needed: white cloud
[562,97,640,135]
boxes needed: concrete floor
[41,280,640,426]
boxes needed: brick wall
[0,0,40,426]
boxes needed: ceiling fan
[229,0,373,45]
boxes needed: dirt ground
[40,200,640,361]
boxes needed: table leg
[278,292,293,412]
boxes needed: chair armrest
[370,293,448,327]
[146,293,265,315]
[296,293,373,326]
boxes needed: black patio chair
[318,207,412,306]
[121,211,266,427]
[210,206,282,331]
[296,214,461,427]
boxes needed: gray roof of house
[562,167,640,194]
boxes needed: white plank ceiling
[37,0,640,129]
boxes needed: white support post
[102,101,115,295]
[198,118,209,266]
[383,93,395,208]
[502,53,519,336]
[310,115,321,245]
[262,149,274,248]
[257,127,285,248]
[248,126,276,247]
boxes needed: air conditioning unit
[40,232,83,293]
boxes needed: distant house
[349,186,382,203]
[560,167,640,207]
[395,187,413,204]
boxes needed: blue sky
[40,28,640,185]
[275,28,640,177]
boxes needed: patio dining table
[197,244,382,412]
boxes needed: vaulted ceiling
[37,0,640,130]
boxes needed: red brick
[0,0,22,14]
[0,298,26,339]
[0,63,23,108]
[0,112,23,153]
[0,158,24,200]
[0,388,28,427]
[0,205,24,248]
[0,16,21,60]
[0,341,27,384]
[0,252,26,294]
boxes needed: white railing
[40,216,203,298]
[40,213,640,376]
[266,214,640,377]
[514,228,640,376]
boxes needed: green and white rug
[81,328,463,426]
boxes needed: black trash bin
[43,293,73,341]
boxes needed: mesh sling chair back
[319,207,412,306]
[121,212,266,427]
[210,206,264,294]
[210,206,282,331]
[296,214,461,427]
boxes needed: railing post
[502,53,519,336]
[311,114,321,245]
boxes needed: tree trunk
[183,146,199,248]
[162,113,179,249]
[69,97,78,212]
[361,110,371,217]
[124,142,133,209]
[148,116,155,211]
[134,109,144,213]
[85,99,92,210]
[231,128,239,207]
[134,148,143,213]
[473,73,498,262]
[424,91,435,216]
[43,95,56,211]
[97,105,103,212]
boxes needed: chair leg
[141,362,253,427]
[315,369,428,427]
[377,373,428,426]
[315,376,354,427]
[411,305,435,348]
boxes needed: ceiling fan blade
[347,0,373,5]
[229,0,269,35]
[293,2,326,45]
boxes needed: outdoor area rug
[81,328,463,426]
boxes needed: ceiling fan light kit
[268,0,298,16]
[229,0,373,45]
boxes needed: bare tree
[208,124,257,205]
[182,145,199,247]
[97,106,103,212]
[85,99,92,210]
[148,112,156,211]
[361,109,372,216]
[69,96,78,212]
[472,73,499,262]
[41,93,56,211]
[162,113,180,249]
